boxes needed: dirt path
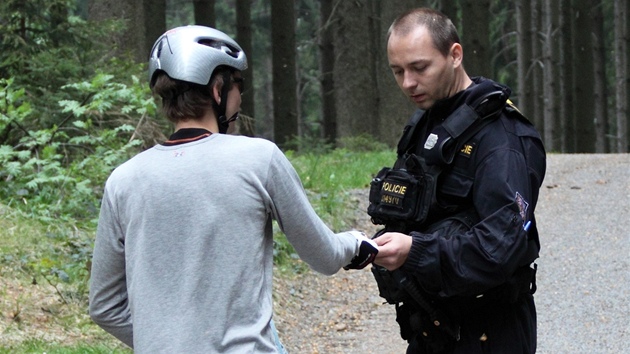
[273,268,408,354]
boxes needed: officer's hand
[373,232,412,271]
[343,231,379,270]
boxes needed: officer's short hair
[388,7,460,57]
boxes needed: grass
[273,148,395,273]
[0,147,396,352]
[288,148,395,229]
[0,341,131,354]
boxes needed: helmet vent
[198,39,240,59]
[156,41,163,58]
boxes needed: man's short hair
[388,8,460,57]
[151,66,234,123]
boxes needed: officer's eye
[413,65,427,73]
[392,68,403,76]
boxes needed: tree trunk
[591,0,609,153]
[627,0,630,151]
[271,0,298,147]
[572,0,595,152]
[88,0,139,60]
[558,2,574,152]
[318,0,336,145]
[460,0,492,78]
[193,0,215,27]
[541,0,556,151]
[88,0,165,63]
[439,0,459,27]
[375,1,420,147]
[143,0,166,56]
[236,0,255,136]
[530,0,544,136]
[330,0,379,143]
[614,0,628,152]
[50,2,68,47]
[515,0,534,119]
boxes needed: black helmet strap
[214,70,235,134]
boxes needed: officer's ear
[450,43,464,69]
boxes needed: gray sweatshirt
[89,134,358,353]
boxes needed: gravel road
[273,154,630,354]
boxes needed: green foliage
[0,0,134,146]
[0,340,131,354]
[19,226,94,304]
[0,74,152,223]
[0,78,32,133]
[283,134,335,154]
[337,134,391,152]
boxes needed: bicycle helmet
[149,26,248,133]
[148,25,248,87]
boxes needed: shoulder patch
[515,191,529,220]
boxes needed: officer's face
[388,25,459,110]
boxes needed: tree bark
[193,0,215,27]
[627,0,630,151]
[271,0,298,147]
[572,0,595,152]
[530,0,544,136]
[541,0,557,151]
[460,0,492,78]
[375,1,420,147]
[330,0,379,143]
[318,0,336,145]
[144,0,166,56]
[236,0,255,136]
[515,0,534,119]
[88,0,165,63]
[614,0,628,152]
[591,0,609,153]
[558,2,574,152]
[439,0,459,28]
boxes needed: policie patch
[379,180,409,209]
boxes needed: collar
[162,128,212,146]
[426,77,511,121]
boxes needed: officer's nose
[401,72,418,91]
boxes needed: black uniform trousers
[406,293,537,354]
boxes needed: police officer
[370,8,546,354]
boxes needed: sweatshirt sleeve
[89,186,134,347]
[265,147,358,275]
